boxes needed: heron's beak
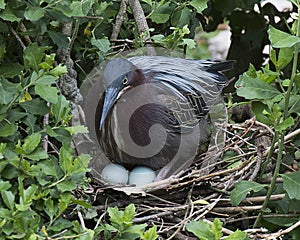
[99,87,119,130]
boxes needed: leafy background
[0,0,300,239]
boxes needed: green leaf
[64,125,89,135]
[0,78,21,104]
[251,101,272,125]
[235,73,281,100]
[73,199,92,209]
[141,0,152,6]
[44,198,55,221]
[48,31,69,49]
[22,133,41,153]
[24,6,45,21]
[263,217,298,227]
[0,122,18,137]
[35,84,59,104]
[59,146,73,174]
[102,223,119,232]
[57,180,77,192]
[171,7,192,28]
[70,1,84,16]
[231,181,266,206]
[181,38,196,49]
[277,47,294,70]
[121,204,135,225]
[48,218,74,232]
[52,95,70,124]
[91,37,110,53]
[1,190,15,210]
[108,206,122,225]
[186,220,215,239]
[23,43,45,71]
[225,229,248,240]
[0,179,11,191]
[124,224,147,238]
[70,0,94,16]
[275,117,294,131]
[49,64,67,76]
[36,75,58,85]
[190,0,208,13]
[289,95,300,115]
[150,3,172,24]
[282,171,300,200]
[0,62,24,78]
[210,218,222,239]
[73,154,90,174]
[141,226,158,240]
[19,98,49,115]
[58,193,72,215]
[0,7,21,22]
[268,25,300,48]
[26,148,48,160]
[0,0,6,9]
[36,160,58,176]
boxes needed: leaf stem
[254,3,300,227]
[254,132,284,227]
[259,131,278,178]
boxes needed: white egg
[101,163,128,184]
[129,166,156,186]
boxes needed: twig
[257,219,300,239]
[133,211,174,223]
[42,103,50,152]
[78,211,86,230]
[76,15,104,20]
[269,128,300,153]
[243,194,285,203]
[213,205,263,213]
[19,22,32,45]
[10,27,26,49]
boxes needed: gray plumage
[95,56,234,176]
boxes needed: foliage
[186,218,248,240]
[233,0,300,231]
[0,43,91,239]
[0,41,92,239]
[96,204,158,240]
[0,0,212,238]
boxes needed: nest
[76,117,297,239]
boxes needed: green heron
[95,56,234,177]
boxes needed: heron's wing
[129,56,233,117]
[153,84,207,134]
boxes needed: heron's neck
[130,69,148,86]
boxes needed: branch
[111,0,128,41]
[19,23,32,45]
[57,21,82,104]
[128,0,150,41]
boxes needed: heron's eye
[122,77,128,85]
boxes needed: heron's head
[99,58,146,129]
